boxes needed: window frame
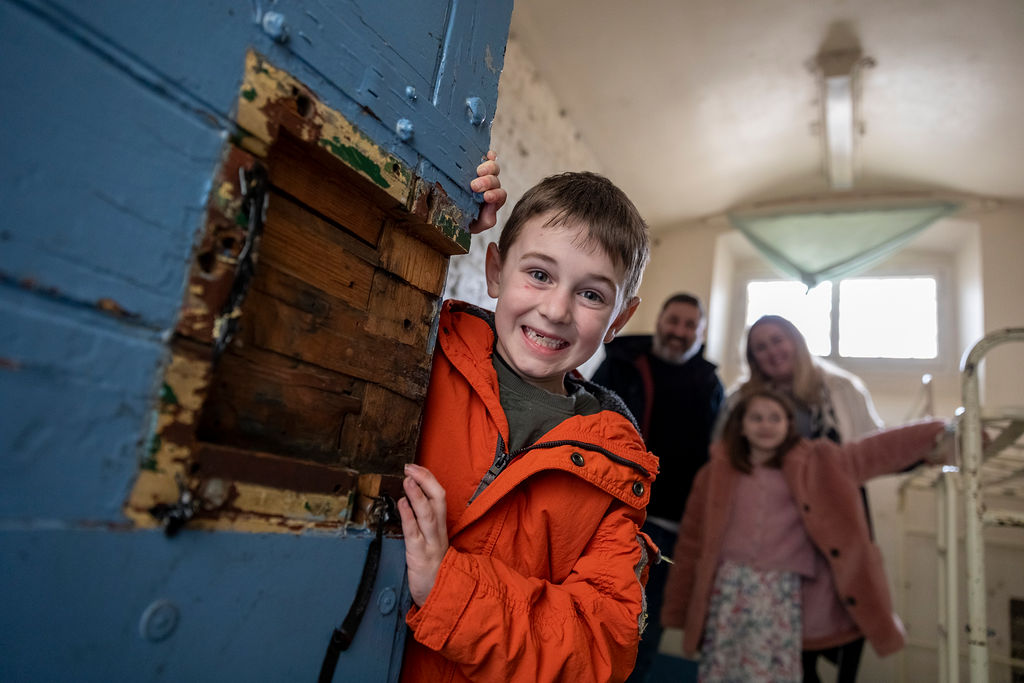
[731,249,957,380]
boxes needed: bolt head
[261,12,288,43]
[465,97,487,126]
[395,118,414,141]
[377,587,397,615]
[139,599,179,642]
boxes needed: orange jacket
[662,419,946,657]
[400,301,659,683]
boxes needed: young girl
[661,388,951,682]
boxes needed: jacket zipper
[469,437,650,504]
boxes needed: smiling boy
[398,172,658,683]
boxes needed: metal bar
[959,327,1024,682]
[945,472,959,683]
[936,473,948,683]
[983,419,1024,461]
[935,472,962,683]
[982,511,1024,527]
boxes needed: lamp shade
[730,202,958,288]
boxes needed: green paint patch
[434,213,471,251]
[241,87,258,102]
[319,137,391,189]
[160,383,179,406]
[141,435,161,471]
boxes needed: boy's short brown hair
[496,172,650,302]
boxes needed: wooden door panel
[260,192,378,310]
[238,275,431,401]
[268,133,388,248]
[196,344,364,462]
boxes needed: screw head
[395,118,414,141]
[405,86,418,101]
[377,587,397,615]
[139,599,179,642]
[261,12,288,43]
[465,97,487,126]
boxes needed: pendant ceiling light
[730,201,959,288]
[732,27,957,287]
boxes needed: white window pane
[838,278,937,358]
[746,281,832,356]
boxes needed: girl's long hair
[744,315,825,408]
[721,387,802,473]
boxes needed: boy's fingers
[397,496,421,541]
[404,463,447,502]
[474,158,500,178]
[469,205,497,234]
[470,174,499,192]
[402,474,443,544]
[485,187,507,207]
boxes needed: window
[838,278,937,359]
[745,275,939,360]
[746,281,832,355]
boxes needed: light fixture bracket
[815,46,872,191]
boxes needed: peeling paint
[160,383,179,406]
[214,181,235,210]
[96,297,135,318]
[318,136,391,189]
[140,434,160,471]
[235,50,465,252]
[484,44,496,74]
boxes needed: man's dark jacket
[591,335,724,522]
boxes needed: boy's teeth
[526,327,568,349]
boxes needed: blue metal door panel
[344,0,451,86]
[0,1,225,330]
[0,287,164,520]
[0,0,511,679]
[432,0,512,135]
[0,530,410,681]
[26,0,512,225]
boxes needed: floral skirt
[699,560,802,683]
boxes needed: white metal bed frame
[955,327,1024,682]
[897,327,1024,682]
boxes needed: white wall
[973,205,1024,407]
[443,36,603,307]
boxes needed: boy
[398,171,658,682]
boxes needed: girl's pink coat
[661,420,945,657]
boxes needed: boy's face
[486,212,639,395]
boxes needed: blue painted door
[0,1,512,680]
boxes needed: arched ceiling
[510,0,1024,229]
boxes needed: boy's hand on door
[398,463,450,606]
[468,150,506,234]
